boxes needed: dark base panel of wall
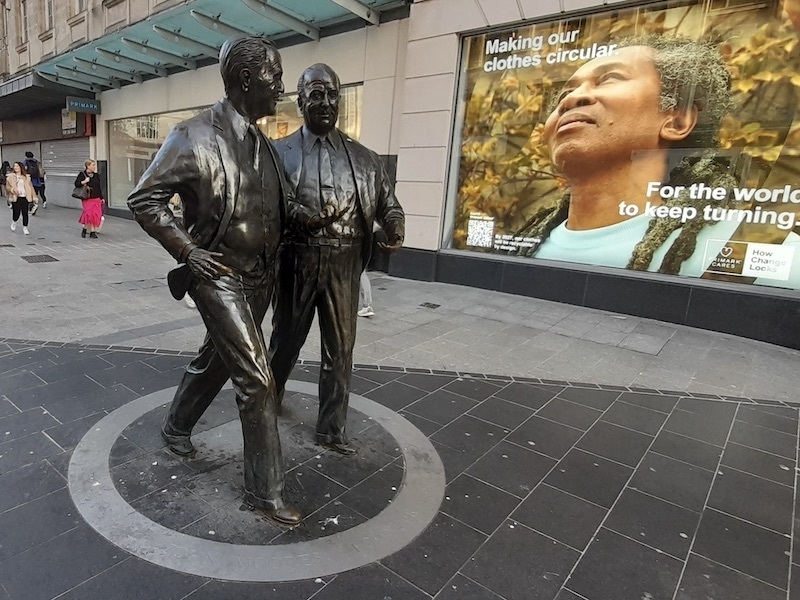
[390,248,800,351]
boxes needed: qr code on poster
[466,214,495,248]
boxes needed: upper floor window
[44,0,54,30]
[76,0,86,12]
[18,0,29,44]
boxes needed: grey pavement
[0,204,797,402]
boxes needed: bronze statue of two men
[127,35,405,524]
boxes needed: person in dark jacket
[75,159,104,239]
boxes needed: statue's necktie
[248,124,262,171]
[318,137,339,210]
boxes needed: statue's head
[219,35,284,121]
[297,63,340,135]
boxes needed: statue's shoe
[161,419,196,458]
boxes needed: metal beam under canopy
[37,71,103,93]
[121,38,198,70]
[54,65,120,88]
[190,10,252,38]
[73,57,143,84]
[327,0,380,25]
[241,0,320,41]
[152,24,221,59]
[95,48,169,78]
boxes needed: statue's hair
[297,63,340,98]
[518,37,736,274]
[219,35,277,94]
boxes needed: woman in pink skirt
[75,159,104,238]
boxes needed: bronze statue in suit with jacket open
[127,37,336,525]
[269,63,405,456]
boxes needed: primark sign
[66,96,101,114]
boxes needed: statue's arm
[127,125,201,262]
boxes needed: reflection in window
[257,84,363,141]
[107,108,207,208]
[107,86,362,208]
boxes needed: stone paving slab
[0,343,799,600]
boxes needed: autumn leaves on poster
[451,0,800,289]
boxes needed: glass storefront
[447,0,800,290]
[107,107,208,209]
[107,85,363,208]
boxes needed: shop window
[446,0,800,291]
[107,108,207,209]
[256,84,363,141]
[108,86,362,209]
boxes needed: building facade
[1,0,799,348]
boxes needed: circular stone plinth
[68,380,445,582]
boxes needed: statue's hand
[307,203,341,230]
[186,247,233,280]
[377,234,403,254]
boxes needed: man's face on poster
[544,46,685,176]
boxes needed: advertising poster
[451,0,800,289]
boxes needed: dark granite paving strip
[312,564,428,600]
[362,380,428,411]
[493,382,562,410]
[0,431,62,475]
[603,489,700,560]
[729,420,798,460]
[0,525,126,600]
[675,554,785,600]
[692,509,790,589]
[184,578,329,599]
[575,421,652,468]
[381,512,487,595]
[434,574,505,600]
[616,391,679,414]
[0,459,66,513]
[721,442,796,487]
[708,467,793,534]
[467,440,556,498]
[0,397,20,419]
[537,398,603,431]
[467,396,535,430]
[404,388,479,426]
[565,528,683,600]
[441,474,521,535]
[544,449,633,510]
[0,488,81,562]
[556,387,620,411]
[462,520,580,600]
[512,484,607,552]
[0,407,61,442]
[628,452,715,513]
[55,557,207,600]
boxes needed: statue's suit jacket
[274,128,405,270]
[127,98,297,266]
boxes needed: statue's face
[298,67,340,135]
[242,48,284,120]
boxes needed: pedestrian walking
[23,152,46,212]
[1,162,11,208]
[75,159,104,239]
[4,161,34,235]
[357,271,374,317]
